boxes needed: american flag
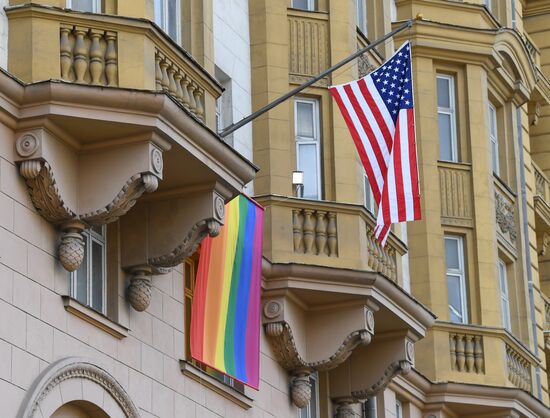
[329,41,421,246]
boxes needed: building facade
[0,1,549,418]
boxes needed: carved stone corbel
[14,129,165,273]
[127,265,154,312]
[263,299,375,408]
[351,359,412,399]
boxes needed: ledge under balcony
[257,195,434,409]
[0,64,256,311]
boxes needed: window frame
[395,400,403,418]
[299,372,319,418]
[66,0,101,13]
[356,0,368,35]
[295,97,322,200]
[292,0,315,11]
[154,0,182,44]
[445,235,468,324]
[390,0,397,22]
[437,74,458,162]
[70,226,107,314]
[498,259,512,331]
[488,102,500,175]
[364,174,375,214]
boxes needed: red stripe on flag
[330,87,382,201]
[357,79,393,150]
[393,113,406,222]
[343,84,388,178]
[408,108,421,219]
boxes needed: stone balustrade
[154,49,205,121]
[292,208,338,256]
[506,344,532,392]
[60,25,118,86]
[365,223,397,282]
[449,333,484,374]
[439,162,474,228]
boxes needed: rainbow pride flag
[190,194,264,389]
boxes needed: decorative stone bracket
[329,334,415,410]
[263,298,375,408]
[121,189,226,311]
[15,128,166,272]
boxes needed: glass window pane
[437,77,450,108]
[154,0,163,26]
[438,113,453,161]
[293,0,310,10]
[390,0,397,22]
[445,238,460,270]
[74,242,88,305]
[491,140,499,174]
[298,143,319,199]
[168,0,178,41]
[297,102,315,138]
[447,274,463,322]
[71,0,94,12]
[91,240,104,312]
[489,105,497,136]
[356,0,366,33]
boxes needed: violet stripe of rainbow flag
[190,194,264,389]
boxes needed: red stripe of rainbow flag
[190,194,264,389]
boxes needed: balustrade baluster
[187,83,197,114]
[159,57,169,90]
[180,75,191,109]
[464,335,474,372]
[154,53,163,90]
[60,27,72,81]
[455,335,465,372]
[293,209,303,252]
[73,28,89,83]
[89,30,103,85]
[105,32,117,86]
[302,210,315,254]
[315,211,327,255]
[449,334,456,370]
[327,213,337,256]
[474,336,483,373]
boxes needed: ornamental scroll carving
[351,359,412,399]
[15,130,163,273]
[264,301,374,408]
[495,192,517,243]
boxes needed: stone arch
[17,357,141,418]
[51,400,110,418]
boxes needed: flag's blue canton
[368,43,413,124]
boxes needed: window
[364,175,375,214]
[445,235,468,324]
[295,98,322,200]
[437,74,458,162]
[390,0,397,22]
[71,226,106,313]
[66,0,101,13]
[488,103,499,175]
[292,0,315,11]
[184,256,245,393]
[395,400,403,418]
[511,0,516,29]
[484,0,492,10]
[356,0,368,35]
[154,0,181,43]
[299,373,319,418]
[364,397,377,418]
[498,259,512,331]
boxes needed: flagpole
[219,19,414,138]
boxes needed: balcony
[257,195,434,409]
[430,322,539,394]
[1,4,256,312]
[256,195,406,284]
[6,3,221,127]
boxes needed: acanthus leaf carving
[495,192,517,242]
